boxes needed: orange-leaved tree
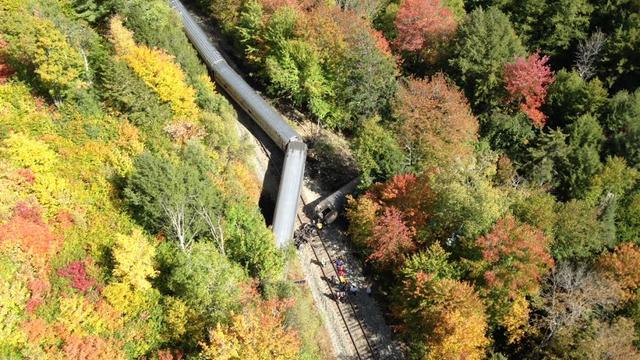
[394,74,478,170]
[598,243,640,302]
[395,271,490,360]
[477,215,554,298]
[0,201,60,260]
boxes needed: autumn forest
[1,0,640,359]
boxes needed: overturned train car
[314,177,360,224]
[171,0,306,247]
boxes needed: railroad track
[296,200,377,360]
[252,136,377,359]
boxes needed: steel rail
[251,128,376,359]
[250,134,371,359]
[296,194,377,359]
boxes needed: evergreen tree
[449,6,525,113]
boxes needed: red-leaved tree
[477,215,554,298]
[58,260,96,293]
[0,39,15,83]
[394,0,457,58]
[503,52,555,128]
[368,206,416,268]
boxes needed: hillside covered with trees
[0,0,329,358]
[191,0,640,358]
[3,0,640,358]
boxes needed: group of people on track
[331,258,371,302]
[294,220,372,302]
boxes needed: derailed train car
[170,0,306,247]
[314,177,360,224]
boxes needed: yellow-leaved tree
[0,247,31,353]
[1,133,72,217]
[103,228,159,317]
[500,295,531,344]
[396,271,490,360]
[0,3,85,99]
[111,229,158,291]
[108,16,199,119]
[201,300,300,360]
[102,229,163,357]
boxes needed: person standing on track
[349,282,358,295]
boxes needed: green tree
[352,117,403,187]
[449,6,525,113]
[585,157,639,206]
[430,161,508,248]
[553,200,606,261]
[403,243,460,280]
[602,90,640,169]
[525,129,569,189]
[375,2,400,41]
[600,13,640,90]
[482,111,535,160]
[524,115,602,199]
[260,6,333,122]
[337,25,397,129]
[236,0,265,63]
[561,115,604,199]
[535,0,592,58]
[224,203,284,280]
[265,39,331,120]
[618,193,640,244]
[70,0,110,23]
[156,241,246,347]
[490,0,592,61]
[500,0,547,46]
[123,144,223,250]
[511,189,557,237]
[99,59,173,130]
[544,69,608,129]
